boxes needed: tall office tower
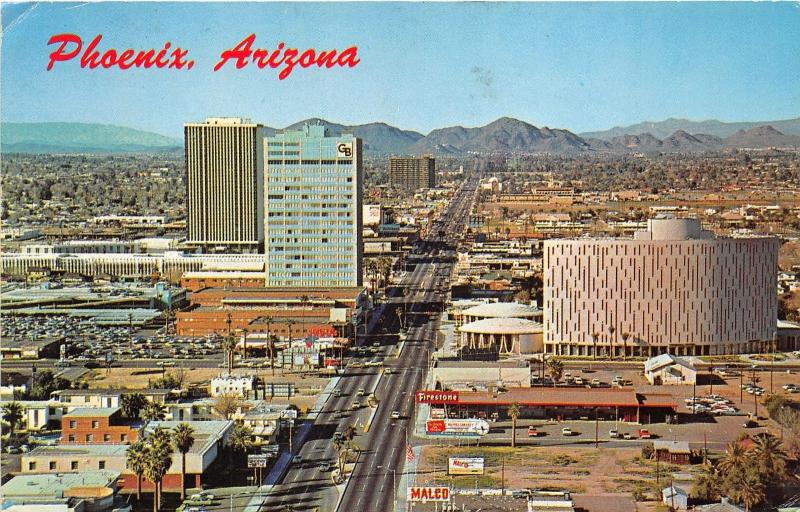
[264,124,363,287]
[185,117,265,254]
[389,156,436,192]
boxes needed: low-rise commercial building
[459,317,544,358]
[0,470,120,512]
[644,354,698,386]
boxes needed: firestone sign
[408,486,450,502]
[415,391,459,404]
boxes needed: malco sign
[407,487,450,502]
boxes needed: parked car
[638,429,652,439]
[527,426,541,437]
[743,420,759,428]
[561,427,574,436]
[622,432,633,440]
[608,428,619,438]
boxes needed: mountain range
[4,117,800,155]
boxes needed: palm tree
[299,295,311,343]
[333,436,345,475]
[286,319,297,371]
[222,334,237,375]
[718,441,749,474]
[2,402,23,435]
[241,328,249,360]
[172,423,195,501]
[263,316,275,377]
[126,439,148,501]
[143,427,174,512]
[546,357,564,387]
[608,324,616,359]
[141,402,167,422]
[621,332,630,360]
[727,466,766,512]
[590,332,599,360]
[692,466,721,502]
[750,433,787,484]
[120,393,147,420]
[508,402,521,448]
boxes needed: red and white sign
[425,418,490,437]
[408,487,450,502]
[415,390,459,404]
[448,457,484,475]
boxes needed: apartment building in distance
[264,124,363,288]
[544,218,778,357]
[185,117,265,254]
[389,156,436,192]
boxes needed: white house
[209,374,255,398]
[644,354,697,385]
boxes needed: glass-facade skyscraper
[264,124,363,287]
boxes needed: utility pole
[501,457,505,494]
[595,408,599,449]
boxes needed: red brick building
[176,287,366,338]
[61,408,139,445]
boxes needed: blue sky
[2,2,800,137]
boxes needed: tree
[724,464,765,512]
[263,316,276,377]
[508,402,521,448]
[228,422,253,463]
[621,332,630,360]
[126,439,148,501]
[718,441,748,474]
[607,324,616,359]
[141,402,167,422]
[222,334,237,375]
[299,295,311,342]
[286,319,297,371]
[546,357,564,387]
[143,427,173,512]
[590,332,599,360]
[27,370,71,400]
[172,423,195,501]
[2,402,24,435]
[692,466,721,502]
[750,433,787,490]
[120,393,148,419]
[212,393,242,420]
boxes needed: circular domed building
[460,302,543,327]
[459,317,543,358]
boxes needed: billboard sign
[407,487,450,502]
[426,419,490,437]
[415,391,459,404]
[448,457,484,475]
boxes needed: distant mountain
[284,118,424,155]
[410,117,591,155]
[1,122,182,153]
[7,117,800,156]
[581,117,800,140]
[723,125,800,149]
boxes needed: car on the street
[608,428,619,438]
[320,461,334,471]
[638,429,652,439]
[574,377,584,385]
[590,378,601,387]
[292,455,303,464]
[391,411,401,419]
[561,427,574,436]
[351,401,361,409]
[527,426,541,437]
[357,388,366,396]
[622,432,634,440]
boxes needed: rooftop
[26,444,129,458]
[459,317,543,335]
[462,302,541,318]
[63,407,120,418]
[1,470,120,499]
[144,420,233,454]
[449,387,676,409]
